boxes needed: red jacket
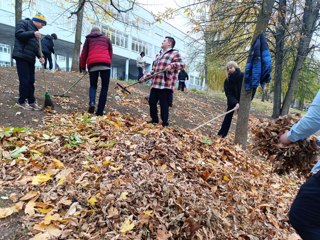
[80,31,113,70]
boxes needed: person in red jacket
[80,27,113,116]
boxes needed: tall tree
[272,0,286,118]
[281,0,320,115]
[15,0,22,26]
[234,0,276,148]
[71,0,85,72]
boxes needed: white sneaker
[15,101,33,110]
[29,102,42,111]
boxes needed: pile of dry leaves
[251,114,319,175]
[0,112,303,239]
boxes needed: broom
[38,38,54,110]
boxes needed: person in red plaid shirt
[139,36,185,126]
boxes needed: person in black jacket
[178,69,189,91]
[41,33,57,70]
[12,12,46,110]
[217,61,243,138]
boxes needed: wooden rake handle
[38,38,47,92]
[192,107,238,131]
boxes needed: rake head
[116,82,131,94]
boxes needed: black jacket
[178,70,189,81]
[41,35,55,55]
[224,68,243,106]
[12,18,40,64]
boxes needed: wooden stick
[192,107,237,131]
[38,38,47,92]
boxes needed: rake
[192,107,237,131]
[39,38,54,110]
[53,72,88,98]
[116,70,166,94]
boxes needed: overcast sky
[136,0,191,32]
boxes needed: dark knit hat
[32,12,47,25]
[51,33,57,40]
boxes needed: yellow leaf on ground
[120,218,135,234]
[110,166,123,171]
[0,201,23,219]
[119,191,128,201]
[38,208,53,214]
[32,173,51,185]
[44,213,60,225]
[143,210,153,216]
[88,196,97,206]
[52,159,64,168]
[223,175,230,182]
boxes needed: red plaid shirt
[144,49,185,90]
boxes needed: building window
[0,61,11,67]
[0,44,10,54]
[58,55,66,61]
[102,26,128,49]
[131,37,151,56]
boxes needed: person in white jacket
[136,51,145,81]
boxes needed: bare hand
[34,31,41,40]
[39,57,45,65]
[235,103,240,110]
[138,77,145,83]
[279,130,291,145]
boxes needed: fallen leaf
[0,202,23,219]
[32,173,51,185]
[120,218,135,234]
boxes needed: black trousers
[289,171,320,239]
[217,104,236,137]
[137,67,143,81]
[178,81,186,91]
[149,88,171,126]
[43,52,53,70]
[16,58,36,104]
[89,69,110,116]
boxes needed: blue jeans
[16,58,36,104]
[89,69,110,115]
[289,171,320,239]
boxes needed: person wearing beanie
[41,33,58,70]
[80,27,113,116]
[12,12,46,110]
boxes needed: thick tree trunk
[15,0,22,26]
[71,0,85,72]
[234,0,275,148]
[272,0,286,119]
[281,0,320,115]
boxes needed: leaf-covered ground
[0,67,303,239]
[0,67,231,134]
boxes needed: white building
[0,0,206,89]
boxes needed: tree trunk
[15,0,22,26]
[234,0,275,149]
[272,0,286,119]
[71,0,85,72]
[281,0,320,115]
[261,87,267,102]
